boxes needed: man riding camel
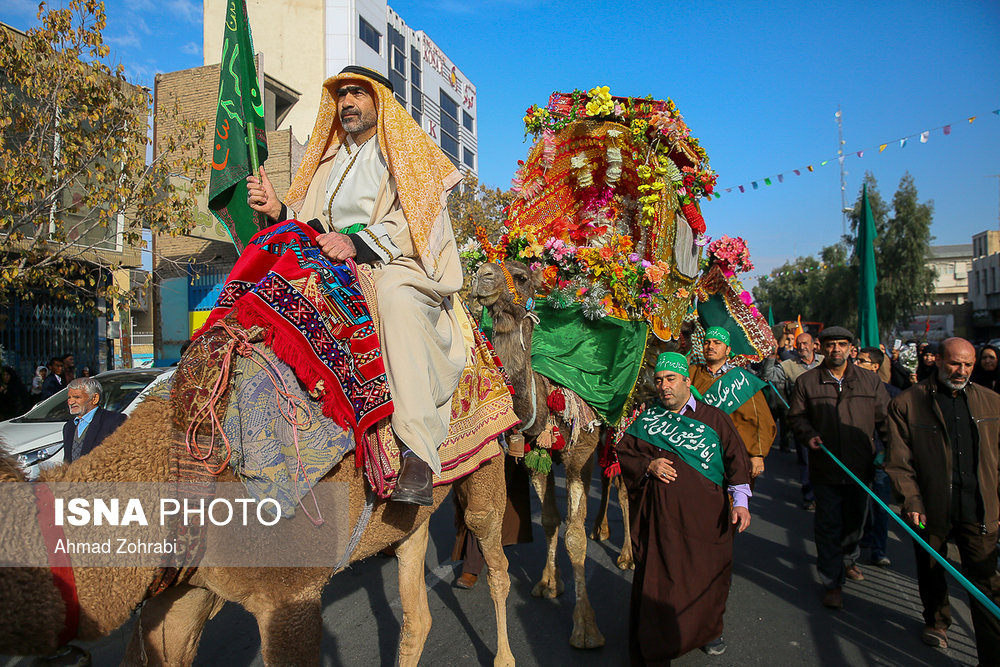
[246,65,466,506]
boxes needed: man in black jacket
[39,357,64,400]
[788,326,890,610]
[62,377,126,463]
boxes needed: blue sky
[4,0,999,286]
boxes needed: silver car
[0,368,174,478]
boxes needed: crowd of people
[746,328,1000,666]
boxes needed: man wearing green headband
[690,326,775,484]
[618,351,752,662]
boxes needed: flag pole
[247,120,260,174]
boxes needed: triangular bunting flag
[764,178,772,186]
[856,151,864,158]
[793,169,801,176]
[900,138,907,148]
[879,144,887,152]
[738,185,745,193]
[752,181,759,189]
[943,125,951,135]
[920,131,929,143]
[968,116,976,123]
[821,160,829,166]
[777,174,784,183]
[807,165,814,172]
[993,109,999,116]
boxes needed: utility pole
[835,107,849,237]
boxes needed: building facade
[203,0,478,174]
[970,230,1000,339]
[926,244,973,306]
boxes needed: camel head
[471,260,536,316]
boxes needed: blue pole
[820,444,1000,621]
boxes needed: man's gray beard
[342,117,375,135]
[938,368,969,391]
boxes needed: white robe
[289,137,467,474]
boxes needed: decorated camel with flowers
[464,86,776,648]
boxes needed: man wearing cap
[690,326,775,484]
[618,352,752,663]
[788,326,890,610]
[246,66,465,506]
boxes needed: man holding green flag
[856,183,880,347]
[618,352,751,662]
[209,0,269,252]
[690,326,775,483]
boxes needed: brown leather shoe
[455,572,478,589]
[391,455,434,506]
[921,626,948,648]
[822,587,843,609]
[845,564,865,581]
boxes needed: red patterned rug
[195,221,392,443]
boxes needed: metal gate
[0,295,99,385]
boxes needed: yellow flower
[637,165,652,180]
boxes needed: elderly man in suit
[62,377,126,463]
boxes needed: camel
[0,395,514,666]
[471,259,632,650]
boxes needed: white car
[0,368,174,479]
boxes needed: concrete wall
[204,0,326,144]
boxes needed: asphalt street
[3,446,984,666]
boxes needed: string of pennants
[712,108,1000,198]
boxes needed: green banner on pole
[208,0,268,253]
[856,183,880,347]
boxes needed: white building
[203,0,478,175]
[926,244,973,306]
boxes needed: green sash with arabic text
[626,403,725,486]
[701,366,767,415]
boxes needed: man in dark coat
[39,357,64,400]
[886,337,1000,663]
[618,352,751,664]
[788,326,890,610]
[62,377,126,463]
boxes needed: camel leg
[565,456,605,649]
[589,470,611,542]
[396,520,432,667]
[122,584,225,666]
[246,588,323,666]
[614,475,634,570]
[529,468,564,599]
[462,457,515,667]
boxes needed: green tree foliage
[447,173,512,249]
[0,0,205,309]
[754,172,934,335]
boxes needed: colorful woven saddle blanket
[194,221,392,443]
[221,339,354,517]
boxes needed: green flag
[209,0,268,252]
[856,183,880,347]
[767,305,775,327]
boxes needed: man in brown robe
[689,326,775,483]
[618,352,752,665]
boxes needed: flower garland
[471,87,724,324]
